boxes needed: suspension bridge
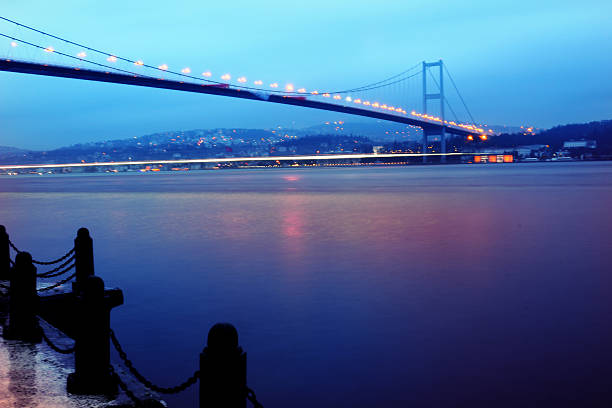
[0,16,492,164]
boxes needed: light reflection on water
[1,162,612,407]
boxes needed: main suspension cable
[0,15,421,98]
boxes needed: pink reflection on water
[281,196,305,239]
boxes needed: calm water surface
[1,162,611,407]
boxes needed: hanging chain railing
[247,387,265,408]
[32,247,75,266]
[36,255,75,278]
[37,271,77,292]
[110,364,145,407]
[4,228,266,407]
[8,239,75,266]
[110,329,200,394]
[40,325,76,354]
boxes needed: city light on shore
[0,152,473,171]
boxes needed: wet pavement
[0,287,165,408]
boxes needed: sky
[0,0,611,149]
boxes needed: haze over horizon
[1,0,611,150]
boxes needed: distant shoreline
[2,156,611,177]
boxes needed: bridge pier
[422,131,428,163]
[422,59,446,164]
[441,127,447,163]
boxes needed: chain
[41,326,75,354]
[109,364,145,407]
[37,272,76,292]
[32,247,75,266]
[8,239,75,266]
[247,387,265,408]
[110,329,200,394]
[37,259,75,278]
[8,240,19,253]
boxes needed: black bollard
[0,225,9,280]
[67,275,118,395]
[2,251,42,342]
[200,323,247,408]
[73,227,94,293]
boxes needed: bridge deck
[0,59,474,137]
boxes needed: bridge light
[372,102,379,108]
[76,51,87,58]
[221,73,231,80]
[44,47,55,53]
[254,80,263,85]
[202,71,212,77]
[107,55,117,62]
[297,88,306,93]
[311,90,319,95]
[270,83,279,88]
[10,41,17,47]
[134,60,144,66]
[159,64,168,70]
[363,101,370,106]
[181,67,191,74]
[354,99,361,104]
[345,96,352,102]
[285,84,294,92]
[467,135,474,141]
[333,95,341,100]
[237,76,247,83]
[322,93,330,97]
[479,134,488,141]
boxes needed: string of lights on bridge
[0,16,492,139]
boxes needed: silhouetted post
[68,275,118,395]
[2,251,41,342]
[0,225,9,280]
[73,227,94,293]
[200,323,246,408]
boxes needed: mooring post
[73,227,94,293]
[68,275,118,395]
[0,225,9,280]
[200,323,247,408]
[2,251,42,342]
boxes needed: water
[1,162,611,407]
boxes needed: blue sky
[1,0,611,149]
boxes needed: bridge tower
[422,60,446,163]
